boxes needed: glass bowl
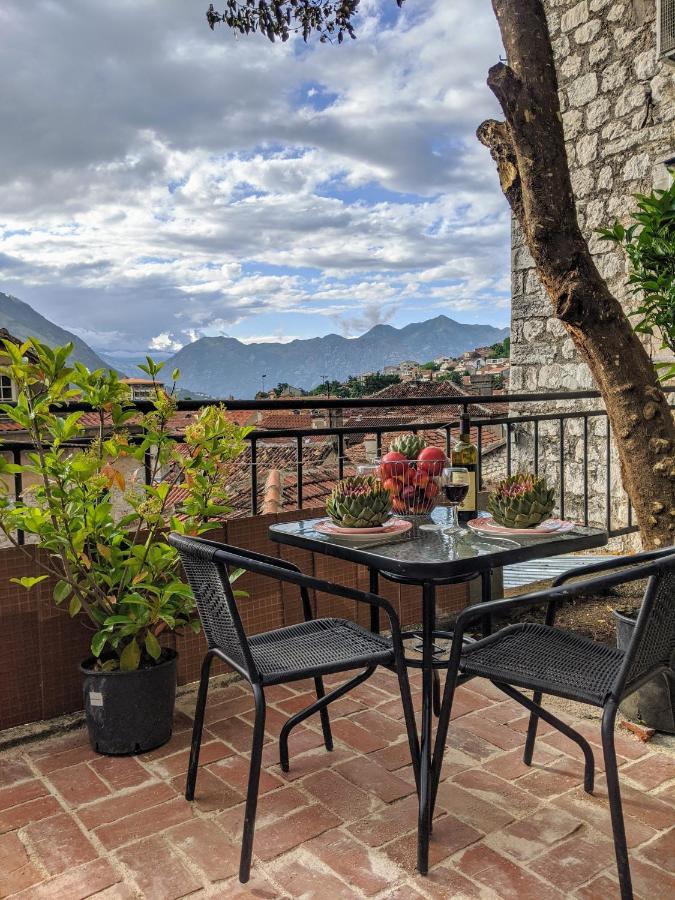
[356,459,443,517]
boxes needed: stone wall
[510,0,675,537]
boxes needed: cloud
[149,332,184,352]
[0,0,509,352]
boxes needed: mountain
[167,316,510,399]
[99,350,173,377]
[0,292,113,372]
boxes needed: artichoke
[326,476,393,528]
[487,473,556,529]
[389,433,427,459]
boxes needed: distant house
[357,371,376,384]
[0,328,40,407]
[275,385,304,398]
[383,365,400,376]
[121,378,165,402]
[398,360,421,381]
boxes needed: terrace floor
[1,669,674,900]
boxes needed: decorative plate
[313,518,413,542]
[467,517,575,537]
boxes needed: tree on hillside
[488,336,510,358]
[206,0,675,549]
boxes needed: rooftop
[1,670,673,899]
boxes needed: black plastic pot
[80,649,177,755]
[614,608,675,734]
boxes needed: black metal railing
[2,388,673,541]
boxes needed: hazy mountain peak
[0,291,114,373]
[168,316,509,398]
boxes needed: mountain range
[166,316,510,398]
[0,292,111,372]
[0,292,509,398]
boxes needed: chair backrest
[169,533,259,681]
[615,553,675,698]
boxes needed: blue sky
[0,0,509,359]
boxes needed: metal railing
[2,388,673,541]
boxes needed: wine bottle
[452,414,478,523]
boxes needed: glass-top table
[270,510,608,875]
[270,508,608,580]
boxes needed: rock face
[510,0,675,538]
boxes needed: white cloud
[149,332,183,352]
[0,0,509,352]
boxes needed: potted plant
[613,607,674,733]
[0,338,250,754]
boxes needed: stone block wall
[510,0,675,535]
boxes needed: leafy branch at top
[206,0,405,43]
[598,175,675,382]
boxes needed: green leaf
[91,630,109,658]
[68,595,82,617]
[144,631,161,660]
[120,639,141,672]
[10,575,49,590]
[54,580,72,604]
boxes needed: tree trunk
[479,0,675,548]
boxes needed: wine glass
[418,467,469,533]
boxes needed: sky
[0,0,509,362]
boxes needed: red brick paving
[0,673,672,899]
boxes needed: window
[0,375,14,401]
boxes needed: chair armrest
[454,556,670,634]
[209,544,403,634]
[188,535,302,573]
[552,546,675,586]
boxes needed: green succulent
[326,476,393,528]
[389,433,427,459]
[487,473,556,529]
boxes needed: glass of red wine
[419,467,469,533]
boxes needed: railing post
[12,448,24,546]
[583,415,589,527]
[337,433,345,481]
[296,435,304,510]
[250,439,258,515]
[558,418,565,522]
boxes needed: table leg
[417,580,435,875]
[369,569,380,634]
[480,569,492,637]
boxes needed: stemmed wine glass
[418,467,469,534]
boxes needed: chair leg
[313,676,333,752]
[186,652,214,801]
[602,700,633,900]
[523,690,543,766]
[239,683,266,884]
[494,682,594,794]
[279,667,375,772]
[432,670,442,717]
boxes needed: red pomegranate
[416,446,447,476]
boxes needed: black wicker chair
[169,533,419,884]
[432,546,675,900]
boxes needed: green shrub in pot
[0,338,250,752]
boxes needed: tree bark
[479,0,675,548]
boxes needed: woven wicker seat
[434,547,675,900]
[460,623,624,706]
[250,619,393,685]
[169,532,418,886]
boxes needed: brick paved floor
[1,670,674,899]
